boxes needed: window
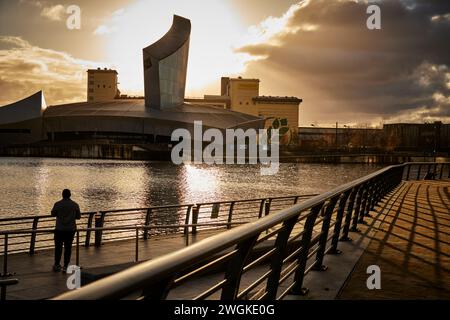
[89,81,94,85]
[103,85,106,88]
[88,88,94,93]
[97,85,100,88]
[88,96,94,101]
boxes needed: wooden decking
[338,179,450,299]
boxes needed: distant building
[186,76,302,144]
[383,122,450,152]
[87,68,120,102]
[298,126,383,150]
[0,15,263,146]
[297,122,450,152]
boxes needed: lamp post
[335,122,338,150]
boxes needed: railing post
[264,215,299,300]
[220,235,259,300]
[141,277,176,300]
[227,202,235,229]
[329,191,351,254]
[367,177,378,212]
[290,203,323,295]
[2,234,8,277]
[184,205,192,236]
[265,198,272,216]
[364,183,372,218]
[76,230,80,266]
[94,212,105,247]
[405,164,411,181]
[29,217,39,255]
[293,196,299,204]
[416,164,422,180]
[438,164,444,180]
[135,228,139,262]
[313,197,339,271]
[340,186,359,241]
[0,278,18,301]
[358,185,370,223]
[350,185,364,232]
[192,205,199,235]
[84,212,95,247]
[143,208,152,240]
[258,199,265,218]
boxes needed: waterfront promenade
[2,229,219,300]
[1,163,449,300]
[338,179,450,299]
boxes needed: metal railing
[51,162,449,300]
[0,221,247,278]
[0,194,316,255]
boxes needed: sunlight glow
[98,0,252,96]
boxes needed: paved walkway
[2,179,449,300]
[338,179,450,299]
[1,229,219,300]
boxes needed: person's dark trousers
[54,230,76,267]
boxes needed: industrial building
[298,126,383,150]
[186,76,302,144]
[0,15,264,147]
[298,122,450,152]
[87,68,120,102]
[383,122,450,152]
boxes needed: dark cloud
[237,0,450,125]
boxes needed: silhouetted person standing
[51,189,81,273]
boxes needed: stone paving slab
[338,180,450,299]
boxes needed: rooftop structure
[87,68,119,102]
[143,15,191,110]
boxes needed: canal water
[0,157,384,218]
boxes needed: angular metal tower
[143,15,191,110]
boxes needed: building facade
[186,76,302,145]
[383,122,450,152]
[298,126,384,150]
[0,91,46,145]
[143,15,190,110]
[87,68,119,102]
[0,15,264,147]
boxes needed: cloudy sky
[0,0,449,126]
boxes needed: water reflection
[0,157,384,218]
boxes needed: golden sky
[0,0,449,126]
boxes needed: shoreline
[1,143,448,164]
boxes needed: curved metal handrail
[53,163,412,300]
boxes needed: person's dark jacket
[51,199,81,231]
